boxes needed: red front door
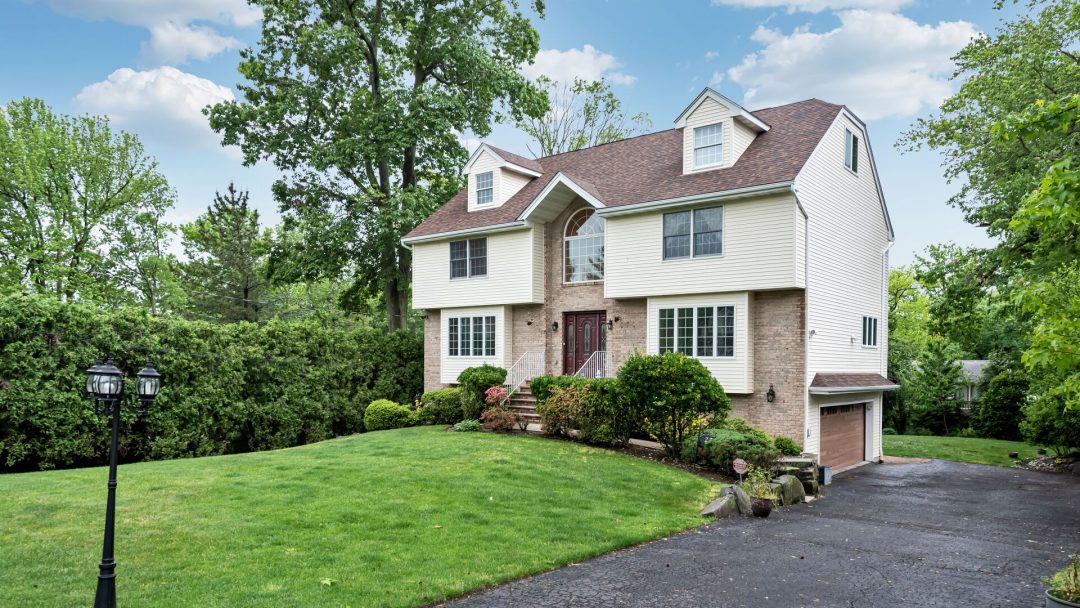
[563,311,606,374]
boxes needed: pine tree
[908,337,967,435]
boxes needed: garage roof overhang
[809,373,899,395]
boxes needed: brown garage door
[820,403,866,469]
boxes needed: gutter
[400,221,528,247]
[809,385,900,395]
[595,181,794,218]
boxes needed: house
[402,88,898,471]
[957,359,990,411]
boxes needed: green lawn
[0,426,716,608]
[884,434,1045,467]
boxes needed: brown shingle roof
[810,373,898,389]
[485,144,544,174]
[406,98,843,239]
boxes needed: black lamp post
[85,357,161,608]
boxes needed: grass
[0,426,717,608]
[883,434,1045,467]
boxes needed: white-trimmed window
[663,206,723,259]
[563,208,604,283]
[475,171,494,205]
[447,315,496,357]
[845,128,859,173]
[449,238,487,279]
[862,316,878,347]
[659,305,735,357]
[693,123,724,168]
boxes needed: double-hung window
[475,171,494,205]
[658,305,735,357]
[693,123,723,168]
[663,206,723,259]
[862,316,878,347]
[845,128,859,173]
[449,238,487,279]
[447,315,496,357]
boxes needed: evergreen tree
[908,337,967,435]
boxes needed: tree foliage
[517,77,651,157]
[206,0,549,330]
[908,337,967,435]
[0,97,176,306]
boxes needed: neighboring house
[403,88,898,470]
[957,359,990,412]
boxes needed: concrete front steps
[507,382,541,427]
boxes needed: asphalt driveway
[444,460,1080,607]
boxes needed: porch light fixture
[551,321,559,332]
[766,384,776,403]
[606,319,614,330]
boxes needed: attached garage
[819,403,866,469]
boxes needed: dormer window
[693,124,723,168]
[845,128,859,173]
[475,171,494,205]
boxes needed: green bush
[712,418,771,444]
[618,352,731,455]
[1021,393,1080,455]
[452,419,482,432]
[457,365,507,420]
[419,388,465,425]
[683,428,780,473]
[480,406,515,432]
[883,427,898,435]
[363,399,419,431]
[974,370,1028,440]
[530,375,590,401]
[536,385,582,437]
[953,427,980,438]
[533,376,629,446]
[0,294,423,470]
[773,436,801,456]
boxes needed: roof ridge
[532,128,680,162]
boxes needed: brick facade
[423,309,445,391]
[728,290,807,446]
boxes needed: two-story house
[403,88,898,471]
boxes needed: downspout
[793,186,813,452]
[878,238,894,460]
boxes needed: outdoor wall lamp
[551,321,559,332]
[606,319,614,330]
[85,356,161,608]
[766,384,776,403]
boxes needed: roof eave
[400,220,528,246]
[596,181,794,218]
[809,385,900,395]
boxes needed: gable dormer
[675,88,769,175]
[463,144,543,212]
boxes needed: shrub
[1021,393,1080,455]
[480,406,515,432]
[973,369,1028,440]
[418,388,464,425]
[712,418,771,444]
[741,464,778,500]
[882,427,898,435]
[684,428,780,474]
[452,419,482,432]
[953,427,980,438]
[457,365,507,419]
[773,436,801,456]
[537,385,584,437]
[618,352,731,456]
[533,377,629,445]
[363,399,419,431]
[1045,554,1080,604]
[530,375,590,401]
[484,386,508,407]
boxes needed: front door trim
[563,310,607,375]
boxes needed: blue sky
[2,0,1020,265]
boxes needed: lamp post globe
[86,357,123,401]
[136,361,161,401]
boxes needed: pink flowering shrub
[484,385,508,406]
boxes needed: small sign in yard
[733,458,748,482]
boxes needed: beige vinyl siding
[439,305,512,384]
[806,391,883,460]
[604,193,802,299]
[468,150,501,211]
[411,229,543,309]
[797,112,889,379]
[646,292,752,393]
[682,98,732,173]
[795,205,807,287]
[731,120,757,164]
[501,170,533,205]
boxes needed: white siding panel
[412,229,542,309]
[797,112,890,379]
[646,292,752,393]
[440,305,512,384]
[806,391,883,459]
[605,194,800,299]
[467,150,501,211]
[731,120,757,164]
[795,206,807,288]
[501,170,533,204]
[682,98,733,173]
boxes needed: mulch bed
[609,443,733,483]
[1016,455,1076,474]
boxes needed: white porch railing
[575,350,615,379]
[504,351,544,397]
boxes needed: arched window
[564,209,604,283]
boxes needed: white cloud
[712,0,912,12]
[704,50,721,61]
[726,10,978,120]
[40,0,259,64]
[74,67,235,153]
[143,22,241,64]
[521,45,637,86]
[709,71,725,86]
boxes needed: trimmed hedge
[532,376,630,445]
[419,388,465,425]
[457,364,506,419]
[0,294,423,471]
[364,399,420,431]
[683,428,781,473]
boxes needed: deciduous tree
[518,77,651,157]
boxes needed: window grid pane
[460,317,471,356]
[468,238,487,277]
[717,306,734,357]
[476,171,493,205]
[450,241,468,278]
[696,307,714,357]
[484,316,496,356]
[663,211,691,259]
[472,316,484,355]
[659,309,674,353]
[694,124,723,167]
[565,236,604,282]
[677,308,694,355]
[448,318,459,356]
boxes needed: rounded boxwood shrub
[364,399,419,431]
[974,369,1028,440]
[1021,393,1080,455]
[419,388,465,425]
[683,427,780,473]
[457,364,507,420]
[452,419,483,432]
[773,435,801,456]
[618,352,731,455]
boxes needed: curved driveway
[444,460,1080,607]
